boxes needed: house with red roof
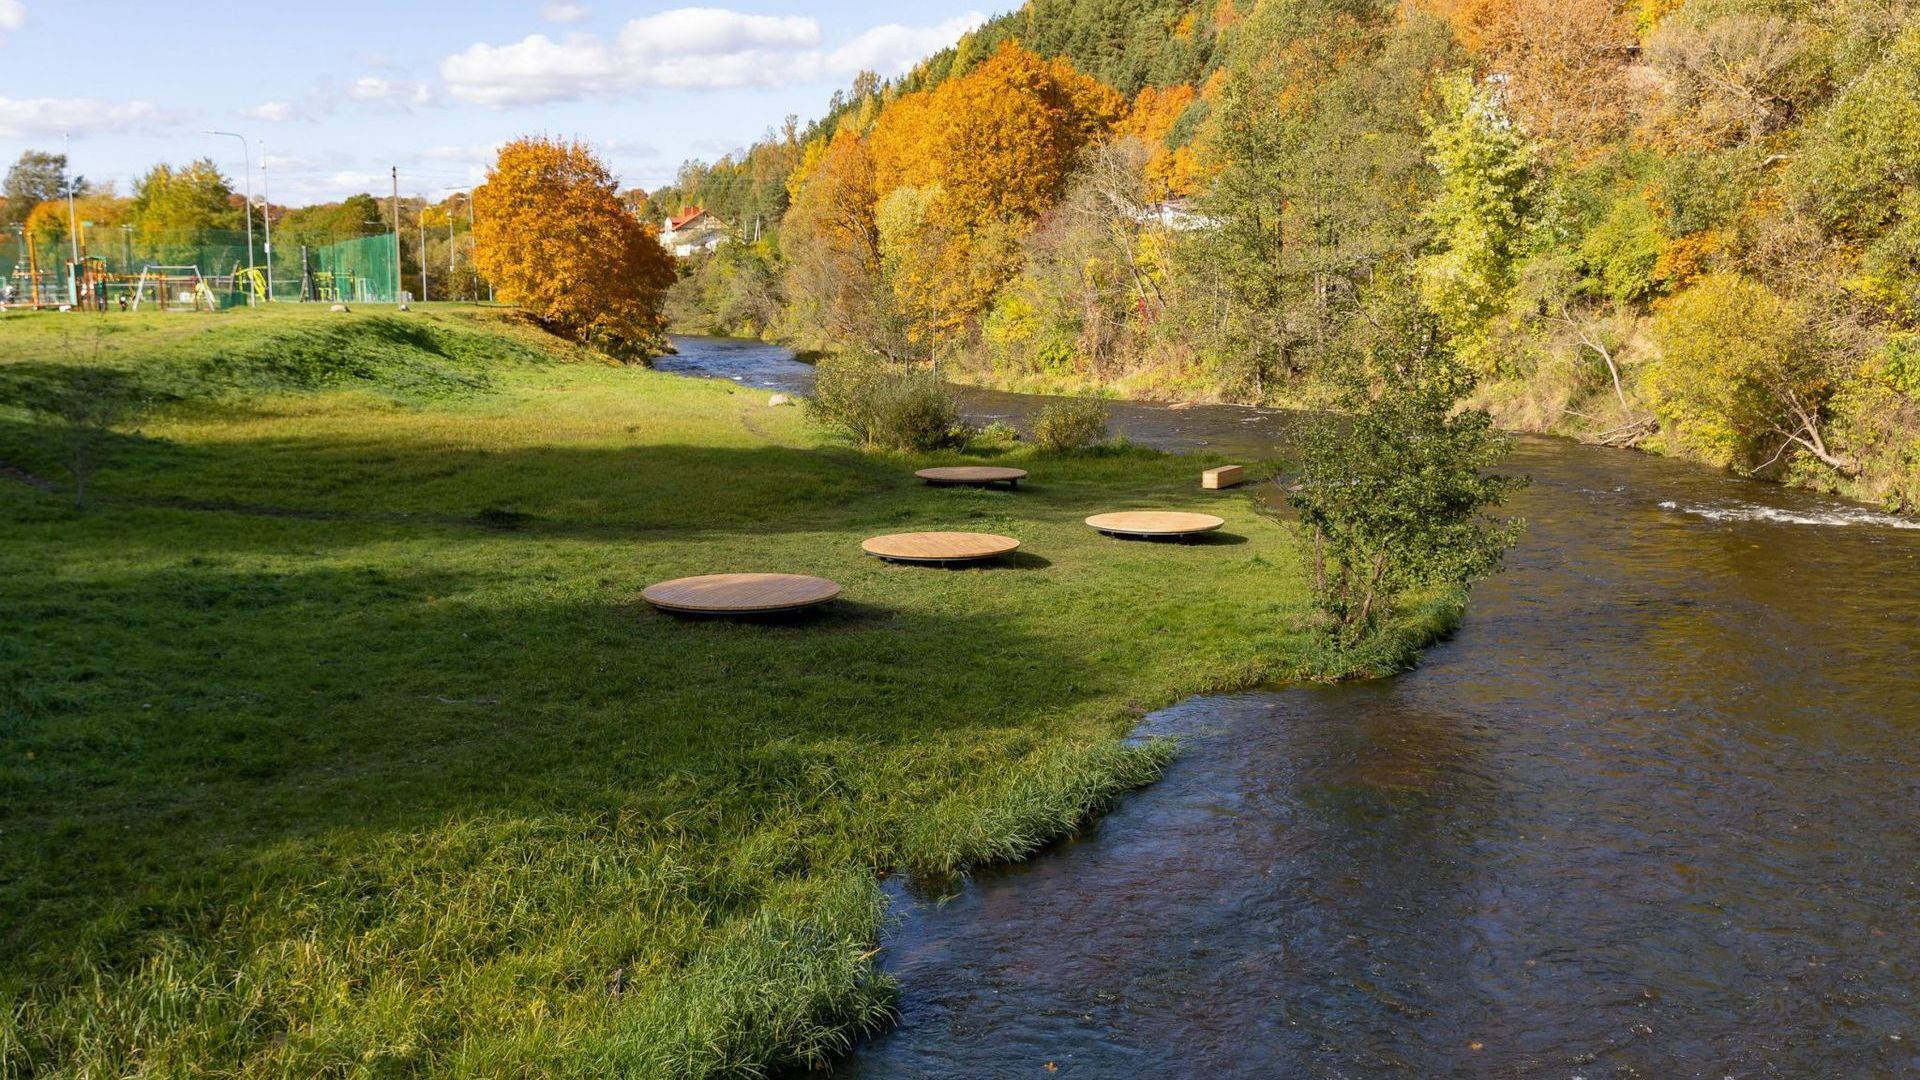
[661,207,729,258]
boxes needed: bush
[806,351,971,452]
[1030,397,1110,453]
[977,420,1021,444]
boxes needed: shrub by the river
[1030,397,1110,453]
[807,351,970,452]
[1287,298,1525,643]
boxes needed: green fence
[2,228,400,307]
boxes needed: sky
[0,1,993,208]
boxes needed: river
[658,336,1920,1079]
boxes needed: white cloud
[441,6,979,106]
[0,0,24,34]
[0,97,168,138]
[542,1,589,22]
[422,142,504,162]
[243,100,297,123]
[345,75,434,110]
[828,14,986,76]
[441,35,621,106]
[615,7,817,55]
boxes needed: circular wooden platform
[1085,511,1226,540]
[862,531,1021,565]
[641,573,840,615]
[917,466,1028,489]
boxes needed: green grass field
[0,304,1451,1076]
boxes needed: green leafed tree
[1198,0,1451,398]
[1287,290,1526,642]
[2,150,76,226]
[127,159,241,264]
[1650,271,1859,478]
[1415,72,1537,374]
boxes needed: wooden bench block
[1201,465,1245,489]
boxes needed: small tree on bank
[473,138,677,358]
[1287,299,1526,642]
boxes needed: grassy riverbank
[0,304,1451,1077]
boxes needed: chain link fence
[2,228,400,308]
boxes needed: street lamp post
[260,141,275,300]
[63,132,80,304]
[446,186,488,303]
[443,187,469,300]
[203,130,256,305]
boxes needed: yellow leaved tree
[866,41,1124,351]
[473,137,677,357]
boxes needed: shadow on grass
[0,539,1126,977]
[1092,531,1250,547]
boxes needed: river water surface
[660,337,1920,1079]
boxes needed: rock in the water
[768,393,794,407]
[329,303,351,313]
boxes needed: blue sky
[0,1,994,207]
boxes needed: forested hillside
[660,0,1920,511]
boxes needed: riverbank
[0,306,1453,1077]
[929,349,1918,517]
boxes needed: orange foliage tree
[473,137,677,356]
[781,128,905,355]
[871,40,1123,229]
[1119,84,1203,198]
[1417,0,1637,155]
[866,41,1124,349]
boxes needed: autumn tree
[1789,23,1920,314]
[473,137,677,357]
[1420,0,1637,155]
[1416,72,1538,374]
[872,41,1121,230]
[1650,272,1856,477]
[864,41,1123,351]
[127,160,240,264]
[1117,83,1204,199]
[779,129,907,357]
[1196,0,1450,396]
[1644,10,1818,148]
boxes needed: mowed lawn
[0,305,1413,1076]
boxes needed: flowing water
[661,337,1920,1079]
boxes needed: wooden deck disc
[642,573,840,615]
[1085,511,1226,538]
[916,466,1028,487]
[862,531,1021,564]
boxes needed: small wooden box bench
[1201,465,1245,489]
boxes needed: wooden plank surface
[642,573,841,614]
[862,531,1021,563]
[1202,465,1245,489]
[916,466,1028,484]
[1085,511,1226,537]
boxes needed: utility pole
[449,196,457,297]
[391,167,403,308]
[418,206,428,303]
[205,130,256,305]
[260,141,275,301]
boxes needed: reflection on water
[661,337,1920,1078]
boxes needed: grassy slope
[0,305,1444,1077]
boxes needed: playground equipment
[132,266,219,312]
[233,264,269,304]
